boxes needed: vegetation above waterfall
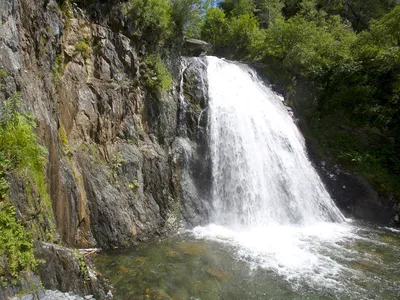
[199,0,400,196]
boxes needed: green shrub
[0,204,37,279]
[58,125,72,157]
[60,0,73,28]
[170,0,203,38]
[0,93,47,173]
[0,93,55,280]
[73,249,89,279]
[0,68,7,78]
[263,15,355,77]
[0,68,7,91]
[144,54,172,91]
[53,54,64,83]
[128,178,139,192]
[201,8,229,47]
[124,0,172,46]
[219,0,254,17]
[253,0,285,28]
[0,153,10,201]
[74,39,90,59]
[202,9,266,58]
[227,14,266,58]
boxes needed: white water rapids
[192,57,356,289]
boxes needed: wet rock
[34,242,112,300]
[308,144,400,226]
[0,0,183,251]
[0,272,42,300]
[173,57,213,227]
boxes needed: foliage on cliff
[201,0,400,195]
[0,204,37,280]
[0,93,52,281]
[122,0,173,47]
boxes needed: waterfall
[206,56,344,227]
[191,57,350,287]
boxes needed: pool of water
[93,221,400,300]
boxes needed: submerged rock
[175,242,206,255]
[144,288,172,300]
[207,269,227,281]
[165,248,179,258]
[135,257,147,263]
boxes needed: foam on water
[192,222,359,290]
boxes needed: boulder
[34,242,112,300]
[182,39,213,57]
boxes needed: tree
[219,0,255,17]
[227,13,266,58]
[253,0,285,27]
[201,7,229,48]
[124,0,172,47]
[171,0,204,38]
[317,0,400,31]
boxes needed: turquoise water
[93,222,400,300]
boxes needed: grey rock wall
[0,0,187,251]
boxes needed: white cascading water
[193,57,354,288]
[207,56,344,226]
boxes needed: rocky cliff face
[0,0,212,296]
[0,0,209,254]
